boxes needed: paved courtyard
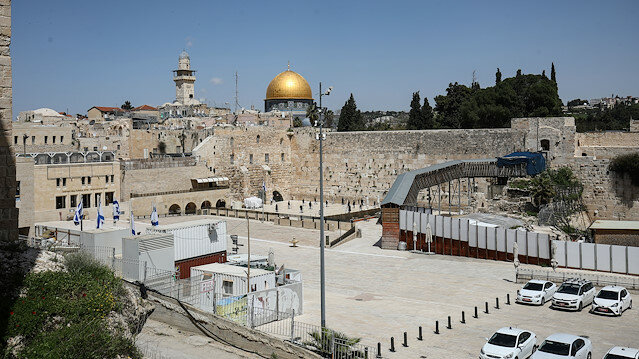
[214,215,639,358]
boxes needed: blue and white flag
[262,180,267,194]
[112,200,120,221]
[130,210,136,236]
[150,205,159,226]
[73,200,83,225]
[96,196,105,229]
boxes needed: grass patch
[2,252,140,359]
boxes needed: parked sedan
[480,327,537,359]
[603,347,639,359]
[531,333,592,359]
[517,280,557,305]
[551,279,596,311]
[590,286,632,316]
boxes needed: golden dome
[265,70,313,100]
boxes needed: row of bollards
[380,294,512,355]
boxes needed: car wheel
[577,302,583,312]
[630,300,633,310]
[587,352,591,359]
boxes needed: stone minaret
[173,51,196,105]
[0,0,17,243]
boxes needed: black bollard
[474,306,478,318]
[403,332,408,347]
[377,342,382,358]
[434,321,440,334]
[447,316,452,329]
[461,311,466,324]
[390,337,395,352]
[365,347,369,358]
[506,293,511,305]
[496,297,500,309]
[485,301,490,314]
[418,326,423,341]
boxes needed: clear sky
[11,0,639,116]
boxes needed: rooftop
[589,220,639,231]
[191,262,272,277]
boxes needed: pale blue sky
[11,0,639,116]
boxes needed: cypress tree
[495,68,502,85]
[407,91,422,130]
[421,97,435,129]
[551,62,556,83]
[516,69,522,77]
[337,94,363,132]
[542,70,546,78]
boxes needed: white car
[531,333,592,359]
[590,286,632,316]
[517,280,557,305]
[551,279,595,311]
[603,347,639,359]
[480,327,537,359]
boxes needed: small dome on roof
[179,50,190,60]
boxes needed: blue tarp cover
[496,152,546,175]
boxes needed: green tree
[406,91,422,130]
[495,68,502,85]
[337,94,363,132]
[516,69,522,77]
[306,102,319,126]
[434,82,474,128]
[324,109,334,128]
[293,118,303,127]
[121,101,133,110]
[421,97,435,129]
[551,62,556,83]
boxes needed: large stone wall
[569,157,639,220]
[575,132,639,159]
[0,0,15,243]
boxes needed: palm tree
[304,329,362,357]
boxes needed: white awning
[194,177,230,184]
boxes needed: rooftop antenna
[287,61,290,71]
[234,71,240,114]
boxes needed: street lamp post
[318,81,332,329]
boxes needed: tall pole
[247,216,251,294]
[319,82,326,329]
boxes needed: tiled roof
[133,105,157,111]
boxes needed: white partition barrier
[629,247,639,275]
[538,234,550,259]
[486,227,496,251]
[581,243,596,270]
[566,241,581,268]
[554,241,567,267]
[611,246,627,274]
[595,244,611,272]
[468,223,478,247]
[460,219,470,242]
[399,210,407,230]
[477,226,488,250]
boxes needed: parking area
[209,215,638,358]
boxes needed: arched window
[230,137,234,147]
[256,135,260,144]
[540,139,550,151]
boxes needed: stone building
[590,220,639,246]
[0,0,16,244]
[159,51,209,119]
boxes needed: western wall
[192,117,639,220]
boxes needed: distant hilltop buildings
[565,95,639,111]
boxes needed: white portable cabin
[190,263,276,297]
[226,254,269,267]
[79,228,131,255]
[146,219,227,261]
[122,233,175,281]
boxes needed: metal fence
[516,268,639,290]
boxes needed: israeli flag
[262,180,267,194]
[112,200,120,221]
[73,200,83,226]
[96,196,105,229]
[130,210,136,236]
[150,205,159,226]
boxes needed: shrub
[609,152,639,186]
[2,252,139,358]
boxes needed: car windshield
[523,282,543,291]
[557,284,580,295]
[604,354,634,359]
[597,290,619,300]
[538,340,571,355]
[488,333,517,347]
